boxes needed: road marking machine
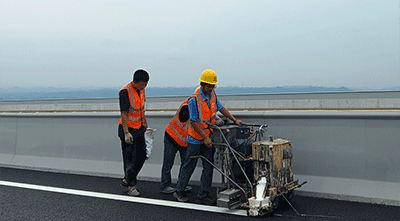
[200,121,306,217]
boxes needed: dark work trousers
[120,128,146,187]
[176,142,215,198]
[160,134,187,190]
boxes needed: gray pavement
[0,167,398,221]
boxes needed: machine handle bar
[207,122,268,129]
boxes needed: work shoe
[184,186,193,192]
[195,195,215,205]
[120,179,128,187]
[160,186,176,194]
[173,192,188,202]
[127,188,140,197]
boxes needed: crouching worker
[160,99,193,194]
[118,69,150,197]
[173,69,242,205]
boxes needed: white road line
[0,180,247,216]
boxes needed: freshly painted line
[0,180,248,216]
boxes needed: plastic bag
[145,128,156,159]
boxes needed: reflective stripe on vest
[119,83,145,129]
[126,85,145,123]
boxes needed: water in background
[0,86,357,101]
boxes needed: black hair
[133,69,150,83]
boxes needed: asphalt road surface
[0,167,398,221]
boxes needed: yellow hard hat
[199,69,218,85]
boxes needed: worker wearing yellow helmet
[199,69,218,84]
[174,69,242,205]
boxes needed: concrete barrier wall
[1,92,399,205]
[0,112,123,175]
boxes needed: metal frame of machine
[200,122,306,217]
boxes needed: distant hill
[0,87,120,101]
[0,85,393,101]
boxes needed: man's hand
[234,119,242,126]
[204,137,213,148]
[125,133,134,144]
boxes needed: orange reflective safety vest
[165,99,190,147]
[187,87,218,141]
[119,83,146,129]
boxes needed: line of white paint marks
[0,180,247,216]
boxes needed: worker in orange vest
[160,98,193,193]
[118,69,149,197]
[173,69,242,205]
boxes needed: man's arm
[119,89,134,144]
[190,119,212,147]
[219,107,242,125]
[190,120,208,140]
[119,89,131,134]
[121,111,130,134]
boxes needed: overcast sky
[0,0,399,90]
